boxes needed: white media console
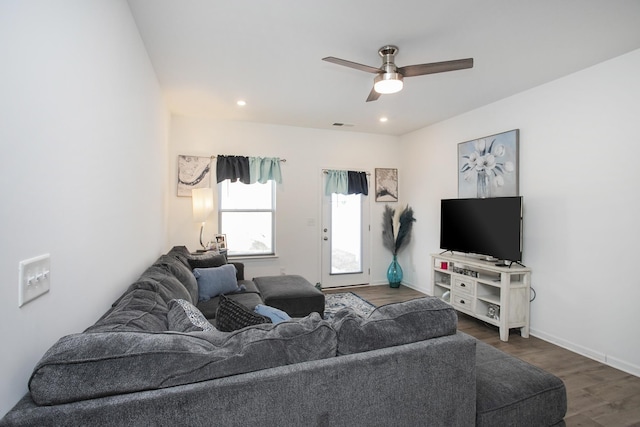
[430,253,531,342]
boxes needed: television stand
[430,253,531,342]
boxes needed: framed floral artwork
[458,129,519,198]
[375,168,398,202]
[177,155,212,197]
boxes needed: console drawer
[452,294,474,310]
[453,278,475,295]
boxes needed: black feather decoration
[381,205,396,253]
[395,206,416,255]
[381,204,416,256]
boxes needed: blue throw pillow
[254,304,291,324]
[193,264,240,302]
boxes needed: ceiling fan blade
[322,56,380,74]
[366,87,381,102]
[399,58,474,77]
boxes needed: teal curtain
[324,170,348,196]
[249,157,282,184]
[325,169,369,196]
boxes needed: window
[218,180,275,257]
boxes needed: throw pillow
[168,299,214,332]
[216,294,271,332]
[254,304,291,324]
[187,252,227,270]
[194,264,240,302]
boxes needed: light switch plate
[19,254,51,307]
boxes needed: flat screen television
[440,196,523,262]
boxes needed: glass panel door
[321,191,370,288]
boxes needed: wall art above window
[375,168,398,202]
[177,155,212,197]
[458,129,519,198]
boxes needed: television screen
[440,197,522,262]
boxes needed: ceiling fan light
[374,73,404,94]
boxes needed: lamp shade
[192,188,214,222]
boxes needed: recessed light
[236,100,247,106]
[379,117,388,123]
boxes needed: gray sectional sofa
[0,246,566,426]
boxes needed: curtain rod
[210,155,286,162]
[322,169,370,176]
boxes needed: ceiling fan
[322,45,473,102]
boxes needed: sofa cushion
[187,251,227,270]
[216,294,271,332]
[166,245,192,267]
[136,266,193,303]
[167,246,245,280]
[85,288,168,333]
[29,313,336,405]
[331,296,457,355]
[153,255,199,304]
[475,340,567,426]
[194,264,241,302]
[168,299,214,332]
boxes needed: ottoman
[475,340,567,426]
[253,275,325,318]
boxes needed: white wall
[0,1,168,416]
[401,49,640,376]
[168,117,401,284]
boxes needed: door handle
[323,237,328,241]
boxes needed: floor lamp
[192,187,214,251]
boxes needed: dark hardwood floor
[324,285,640,427]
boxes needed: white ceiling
[127,0,640,136]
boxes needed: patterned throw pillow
[215,294,271,332]
[168,299,214,332]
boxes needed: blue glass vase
[387,255,403,288]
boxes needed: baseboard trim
[530,328,640,378]
[398,281,431,295]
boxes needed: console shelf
[431,253,531,342]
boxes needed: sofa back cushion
[166,245,192,266]
[85,288,168,333]
[29,313,336,405]
[136,265,193,303]
[332,297,457,355]
[153,254,199,304]
[186,251,227,270]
